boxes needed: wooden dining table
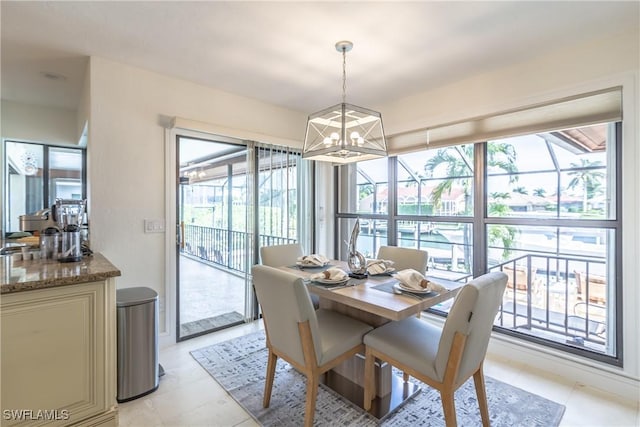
[277,261,463,419]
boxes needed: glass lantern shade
[302,102,387,164]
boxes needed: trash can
[116,287,160,402]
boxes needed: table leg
[318,298,421,419]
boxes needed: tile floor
[179,256,245,325]
[119,321,639,427]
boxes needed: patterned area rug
[191,331,565,426]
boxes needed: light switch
[144,219,165,233]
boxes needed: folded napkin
[394,269,446,292]
[310,267,348,281]
[297,254,329,266]
[366,259,395,275]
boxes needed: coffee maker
[52,199,86,262]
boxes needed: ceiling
[1,1,638,113]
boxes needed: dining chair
[260,243,303,267]
[260,243,319,309]
[252,265,373,427]
[377,245,429,275]
[363,271,508,427]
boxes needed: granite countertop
[1,252,121,294]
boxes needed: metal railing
[488,254,607,351]
[183,224,609,353]
[182,224,296,272]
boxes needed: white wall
[88,56,305,335]
[1,100,78,146]
[376,29,639,396]
[77,60,91,147]
[381,30,639,138]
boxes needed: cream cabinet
[1,279,117,426]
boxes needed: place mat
[372,281,436,299]
[289,263,332,271]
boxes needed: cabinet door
[1,281,116,426]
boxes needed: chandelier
[21,151,38,175]
[302,41,387,164]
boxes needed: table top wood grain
[278,261,462,323]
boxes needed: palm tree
[488,192,518,260]
[359,184,374,201]
[533,187,546,197]
[488,192,511,216]
[513,186,528,195]
[424,143,518,271]
[567,159,605,212]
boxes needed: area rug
[191,331,565,426]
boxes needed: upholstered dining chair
[377,245,429,275]
[363,271,508,427]
[260,243,303,268]
[252,265,373,427]
[260,243,319,309]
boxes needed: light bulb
[323,137,333,146]
[330,132,340,141]
[23,164,37,175]
[350,131,360,140]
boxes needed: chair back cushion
[260,243,303,267]
[252,264,320,366]
[377,246,429,275]
[435,271,507,383]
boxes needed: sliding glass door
[177,136,249,340]
[175,135,312,341]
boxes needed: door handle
[177,221,186,249]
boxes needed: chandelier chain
[342,47,347,104]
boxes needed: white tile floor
[119,321,639,427]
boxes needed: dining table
[277,260,463,419]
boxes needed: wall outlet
[144,219,165,233]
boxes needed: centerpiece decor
[346,219,367,277]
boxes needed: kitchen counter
[1,252,120,426]
[1,252,121,294]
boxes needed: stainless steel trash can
[116,287,159,402]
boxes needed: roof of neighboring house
[553,125,607,153]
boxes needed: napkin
[310,267,348,281]
[394,269,446,292]
[297,254,329,266]
[366,259,394,275]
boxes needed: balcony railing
[488,254,608,353]
[182,224,296,272]
[183,224,609,354]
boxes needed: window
[4,141,85,234]
[486,122,618,362]
[336,121,621,365]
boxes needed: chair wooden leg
[363,347,375,411]
[473,365,490,427]
[263,349,277,408]
[304,375,319,427]
[440,390,457,427]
